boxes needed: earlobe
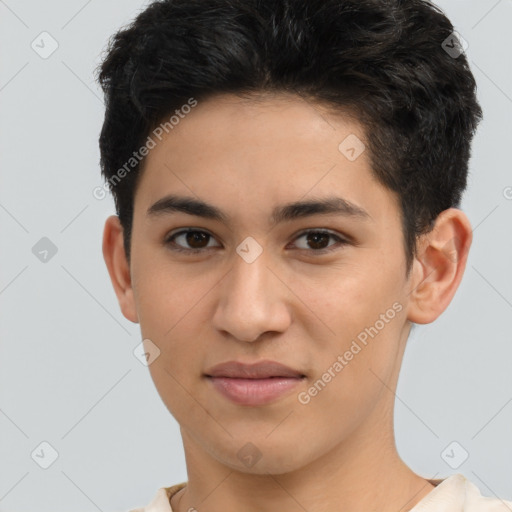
[102,215,139,324]
[406,208,473,325]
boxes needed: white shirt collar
[133,474,512,512]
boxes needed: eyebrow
[146,194,373,226]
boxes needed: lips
[204,360,306,406]
[204,360,306,405]
[204,360,306,379]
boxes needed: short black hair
[96,0,482,276]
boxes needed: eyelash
[164,228,350,255]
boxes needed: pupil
[187,231,208,248]
[308,232,328,249]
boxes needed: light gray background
[0,1,511,511]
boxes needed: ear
[102,215,139,324]
[407,208,473,324]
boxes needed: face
[123,93,417,474]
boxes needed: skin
[103,92,473,512]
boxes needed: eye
[290,229,349,253]
[165,228,221,253]
[164,228,349,254]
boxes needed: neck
[171,402,435,512]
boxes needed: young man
[97,0,510,511]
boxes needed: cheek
[306,262,401,334]
[131,267,209,400]
[132,255,201,333]
[141,295,208,423]
[306,262,406,392]
[136,285,206,367]
[300,301,405,440]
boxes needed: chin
[231,457,305,476]
[210,442,310,476]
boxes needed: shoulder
[413,474,512,512]
[127,483,187,512]
[464,478,512,512]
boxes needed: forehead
[144,91,367,164]
[135,92,400,228]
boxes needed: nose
[211,250,292,343]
